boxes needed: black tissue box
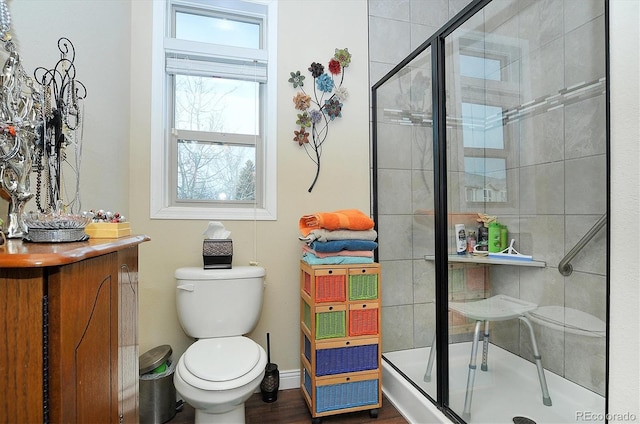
[203,239,233,269]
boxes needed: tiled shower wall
[481,0,607,396]
[370,0,474,355]
[370,0,606,395]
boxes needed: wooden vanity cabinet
[0,235,148,424]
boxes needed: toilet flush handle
[177,284,195,292]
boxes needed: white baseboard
[254,368,300,393]
[278,368,301,390]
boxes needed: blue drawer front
[304,335,311,362]
[316,344,378,376]
[303,367,312,398]
[316,379,379,413]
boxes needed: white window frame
[150,0,277,220]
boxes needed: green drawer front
[349,274,378,300]
[303,302,311,330]
[315,310,346,339]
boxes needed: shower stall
[372,0,608,422]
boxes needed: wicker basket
[303,272,312,296]
[302,267,347,302]
[315,379,379,413]
[316,344,378,376]
[315,310,346,339]
[349,308,378,336]
[303,367,312,399]
[349,274,378,300]
[315,273,346,302]
[304,335,311,362]
[303,302,311,331]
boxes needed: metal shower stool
[424,295,552,421]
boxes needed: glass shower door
[443,1,607,422]
[375,46,438,402]
[373,1,608,422]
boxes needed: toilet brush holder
[260,332,279,402]
[260,363,279,403]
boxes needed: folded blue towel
[302,252,374,265]
[310,239,378,253]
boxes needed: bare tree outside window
[174,74,257,202]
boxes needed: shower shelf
[424,254,546,268]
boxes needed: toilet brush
[260,332,279,402]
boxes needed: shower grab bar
[558,214,607,276]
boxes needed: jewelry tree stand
[33,37,86,217]
[0,0,87,240]
[0,2,41,238]
[24,39,89,243]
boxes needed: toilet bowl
[173,337,267,423]
[173,266,267,424]
[526,305,605,338]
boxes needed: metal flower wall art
[289,48,351,192]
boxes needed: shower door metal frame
[371,0,611,422]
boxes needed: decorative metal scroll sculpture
[33,37,86,215]
[0,15,43,238]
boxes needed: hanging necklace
[0,0,11,42]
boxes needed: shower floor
[384,342,605,424]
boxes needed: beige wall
[2,0,637,417]
[11,0,131,213]
[129,0,372,374]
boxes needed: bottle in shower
[488,222,501,253]
[500,225,508,250]
[467,231,476,253]
[477,224,488,251]
[455,224,467,255]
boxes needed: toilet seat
[527,306,605,338]
[177,336,266,391]
[185,337,261,381]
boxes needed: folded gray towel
[299,228,378,243]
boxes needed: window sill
[151,205,276,221]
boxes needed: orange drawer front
[349,305,379,336]
[315,273,346,302]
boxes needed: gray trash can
[139,345,177,424]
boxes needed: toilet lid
[183,337,261,382]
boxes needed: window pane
[175,11,260,49]
[461,102,504,149]
[464,157,507,202]
[460,54,501,80]
[177,140,256,201]
[174,75,259,135]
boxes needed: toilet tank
[175,266,265,338]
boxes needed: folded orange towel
[299,209,375,236]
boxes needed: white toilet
[173,266,267,424]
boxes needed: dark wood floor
[169,388,408,424]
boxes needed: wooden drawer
[303,366,380,415]
[348,267,379,300]
[303,335,379,376]
[348,302,379,336]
